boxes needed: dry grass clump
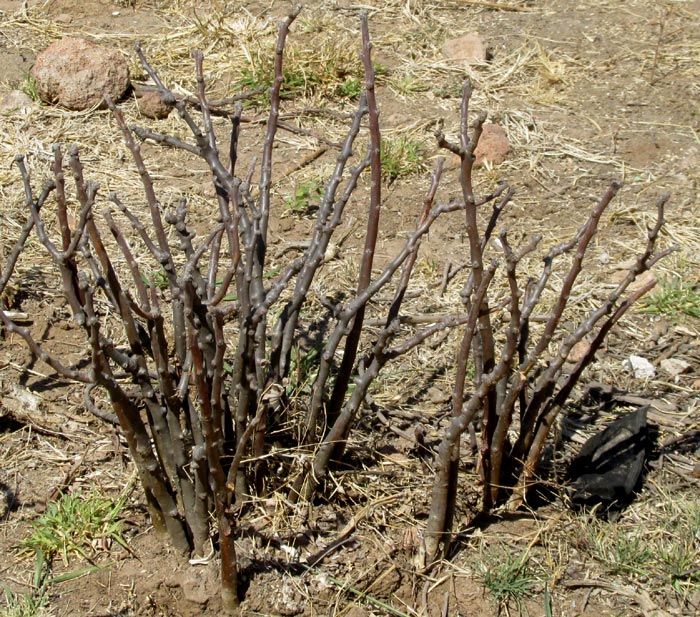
[566,488,700,606]
[127,7,365,104]
[238,16,363,102]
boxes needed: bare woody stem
[325,11,382,432]
[302,160,446,499]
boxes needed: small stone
[0,90,33,114]
[623,355,656,379]
[0,487,9,519]
[567,339,591,364]
[31,37,130,110]
[384,112,405,127]
[137,90,173,119]
[178,563,218,607]
[608,268,656,292]
[278,217,294,233]
[323,242,339,262]
[442,33,488,66]
[426,386,449,404]
[200,180,217,199]
[610,259,637,271]
[660,358,690,377]
[10,384,41,413]
[630,269,657,293]
[651,318,669,341]
[474,123,511,167]
[382,452,411,466]
[343,608,370,617]
[678,148,699,172]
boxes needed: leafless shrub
[0,7,672,611]
[419,84,673,566]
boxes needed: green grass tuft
[286,344,320,399]
[380,135,427,182]
[285,180,324,216]
[236,25,362,103]
[335,77,363,99]
[656,495,700,598]
[1,588,51,617]
[20,72,40,103]
[20,492,127,566]
[641,277,700,319]
[576,490,700,603]
[477,547,539,608]
[1,550,51,617]
[587,523,654,577]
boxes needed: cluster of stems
[0,7,672,610]
[420,84,672,563]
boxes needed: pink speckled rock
[137,90,173,119]
[441,33,488,66]
[31,37,129,110]
[475,123,511,167]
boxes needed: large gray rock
[30,37,130,110]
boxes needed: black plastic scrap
[567,406,650,511]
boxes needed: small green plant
[573,490,700,606]
[389,74,430,96]
[380,135,426,182]
[237,28,362,102]
[641,277,700,319]
[20,492,128,566]
[477,547,539,609]
[286,345,321,399]
[285,180,324,216]
[236,68,270,98]
[143,267,169,290]
[661,535,700,595]
[584,519,653,578]
[603,533,653,577]
[2,551,51,617]
[656,495,700,598]
[335,77,362,99]
[20,72,40,103]
[1,587,51,617]
[543,584,553,617]
[373,62,389,77]
[238,65,318,101]
[5,540,107,616]
[237,68,299,100]
[579,515,654,579]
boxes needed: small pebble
[659,358,690,377]
[623,355,655,379]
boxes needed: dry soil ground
[0,1,699,616]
